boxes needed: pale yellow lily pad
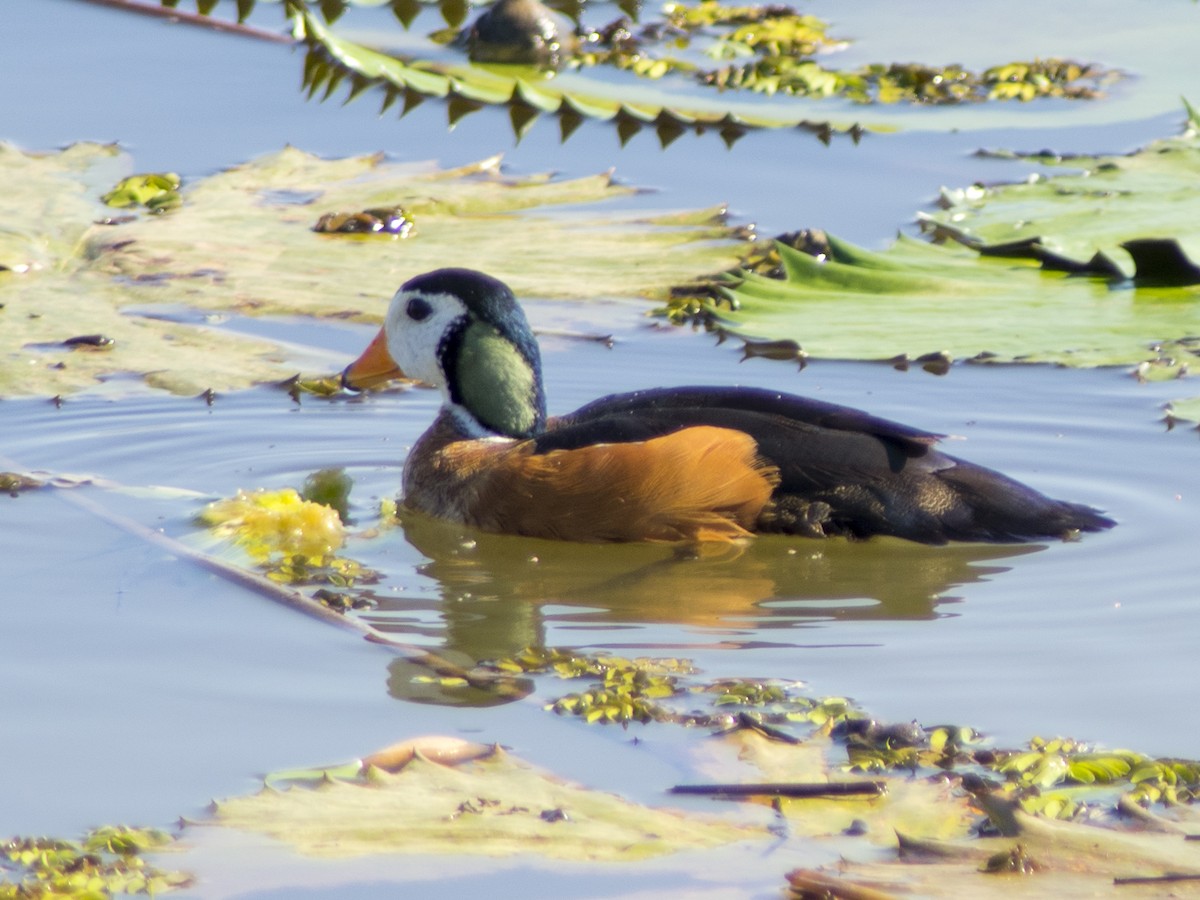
[0,275,287,396]
[0,143,748,397]
[694,728,978,845]
[95,147,740,311]
[790,807,1200,899]
[0,142,125,274]
[208,744,763,860]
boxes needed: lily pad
[102,171,183,212]
[694,727,979,844]
[786,805,1200,899]
[97,146,742,307]
[211,1,1119,147]
[297,8,868,145]
[682,119,1200,371]
[926,128,1200,281]
[0,143,749,396]
[207,743,763,860]
[1165,393,1200,425]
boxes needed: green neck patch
[453,322,544,438]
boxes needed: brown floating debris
[360,736,497,773]
[313,206,415,236]
[786,867,901,900]
[1,472,43,496]
[982,843,1042,874]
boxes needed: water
[2,316,1195,836]
[2,0,1199,893]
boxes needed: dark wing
[544,386,941,456]
[536,386,1113,544]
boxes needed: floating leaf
[295,9,863,143]
[0,142,749,397]
[300,467,354,521]
[805,805,1200,898]
[101,171,182,212]
[1165,393,1200,425]
[207,746,762,860]
[162,0,1116,153]
[674,120,1200,370]
[692,727,978,844]
[927,132,1200,282]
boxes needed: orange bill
[342,327,406,391]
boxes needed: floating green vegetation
[1,826,191,898]
[583,5,1114,105]
[485,646,1200,833]
[1165,394,1200,425]
[300,467,354,522]
[694,57,1114,105]
[488,645,697,679]
[666,109,1200,378]
[207,647,1200,887]
[293,7,856,149]
[152,0,1117,147]
[101,172,182,213]
[487,646,833,727]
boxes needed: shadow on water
[364,511,1038,706]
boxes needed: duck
[341,268,1114,545]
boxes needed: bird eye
[406,296,433,322]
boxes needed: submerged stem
[2,453,525,697]
[75,0,294,43]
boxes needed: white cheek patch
[383,290,468,388]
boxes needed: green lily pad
[207,744,763,860]
[926,129,1200,281]
[298,9,868,144]
[0,143,749,397]
[1165,393,1200,425]
[102,171,183,212]
[688,120,1200,370]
